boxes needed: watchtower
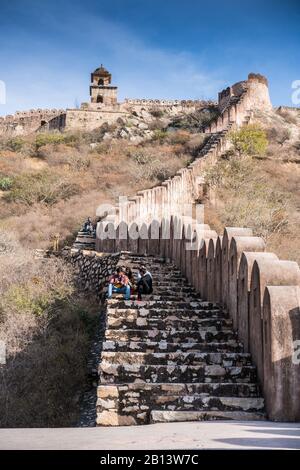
[90,65,118,105]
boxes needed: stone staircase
[73,231,96,251]
[97,253,265,426]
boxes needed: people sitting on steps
[107,267,130,300]
[125,267,137,294]
[137,266,153,301]
[83,217,95,235]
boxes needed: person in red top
[107,267,130,300]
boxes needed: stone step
[148,396,264,413]
[107,299,216,309]
[96,396,264,426]
[77,231,96,237]
[102,340,243,353]
[97,394,264,414]
[126,267,182,275]
[107,293,201,301]
[148,286,196,292]
[106,307,224,320]
[99,363,257,384]
[101,351,252,367]
[151,281,193,287]
[150,410,266,424]
[106,316,233,330]
[97,382,260,400]
[104,328,236,343]
[122,287,198,295]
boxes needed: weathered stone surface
[97,386,119,398]
[96,253,264,426]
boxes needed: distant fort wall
[0,72,272,136]
[0,109,65,137]
[123,98,215,107]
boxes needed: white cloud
[0,6,225,115]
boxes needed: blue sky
[0,0,299,115]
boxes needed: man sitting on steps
[137,266,153,301]
[83,217,95,235]
[107,267,130,300]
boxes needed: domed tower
[90,65,118,105]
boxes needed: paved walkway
[1,421,300,450]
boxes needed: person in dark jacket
[137,266,153,301]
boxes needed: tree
[228,124,268,158]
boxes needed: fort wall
[0,109,65,137]
[91,73,300,421]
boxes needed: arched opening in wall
[97,96,104,103]
[41,120,47,127]
[98,79,104,86]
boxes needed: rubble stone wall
[62,248,120,300]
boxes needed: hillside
[0,105,216,250]
[0,105,216,427]
[0,101,299,428]
[203,106,300,264]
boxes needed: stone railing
[96,130,232,228]
[97,216,300,421]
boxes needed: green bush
[5,137,26,152]
[228,124,268,157]
[152,129,168,142]
[0,176,13,191]
[35,133,79,149]
[6,171,79,205]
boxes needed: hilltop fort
[0,66,271,137]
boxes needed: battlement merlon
[123,98,216,107]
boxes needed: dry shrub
[148,119,166,131]
[166,130,191,145]
[6,170,79,206]
[0,230,98,427]
[127,145,189,184]
[204,155,289,240]
[266,127,291,146]
[277,108,298,125]
[185,133,208,155]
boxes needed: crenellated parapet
[0,108,66,136]
[124,98,215,107]
[0,108,65,122]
